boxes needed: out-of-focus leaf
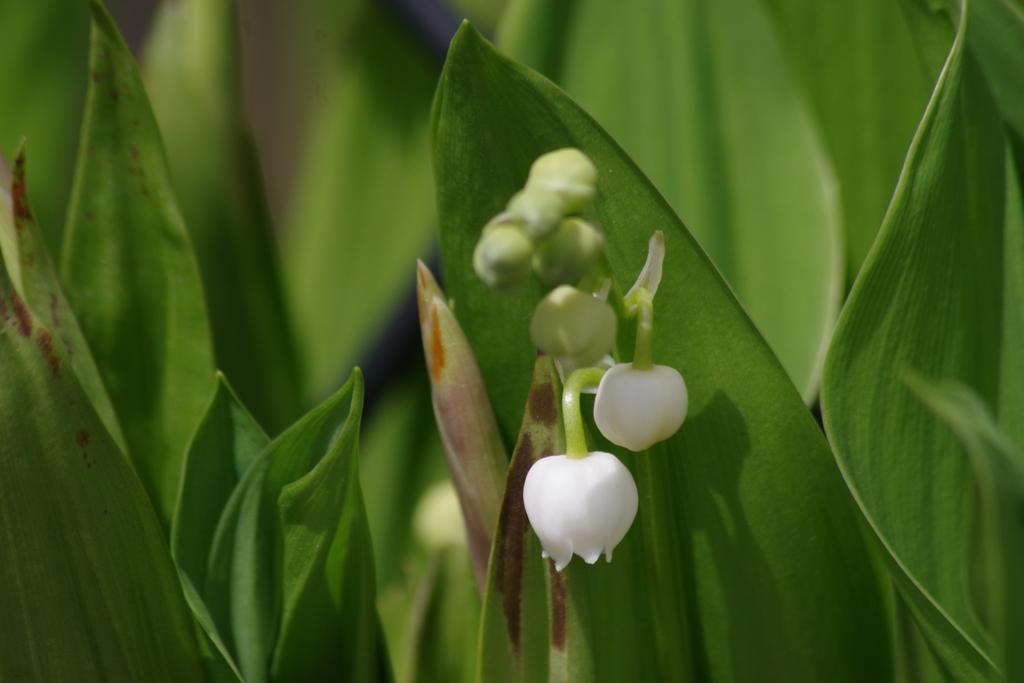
[205,369,379,683]
[435,24,891,681]
[0,152,204,682]
[417,262,508,591]
[360,365,448,589]
[497,0,842,401]
[0,0,89,252]
[0,144,127,454]
[141,0,302,435]
[284,0,437,403]
[476,354,560,683]
[968,0,1024,454]
[820,6,1010,679]
[758,0,932,282]
[61,0,216,527]
[906,373,1024,682]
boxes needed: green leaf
[141,0,303,435]
[171,373,267,682]
[820,6,1009,679]
[0,0,89,252]
[476,355,562,683]
[61,0,216,527]
[0,150,204,682]
[1,143,127,455]
[272,372,378,681]
[204,369,379,683]
[496,0,842,401]
[905,373,1024,683]
[283,0,438,402]
[173,373,268,596]
[757,0,932,282]
[435,24,891,681]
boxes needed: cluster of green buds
[473,148,605,293]
[470,150,689,571]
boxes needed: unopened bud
[505,186,565,240]
[533,217,604,285]
[530,285,616,368]
[526,148,598,214]
[473,223,534,294]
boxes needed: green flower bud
[533,217,604,285]
[505,186,565,240]
[526,148,598,214]
[473,223,534,294]
[530,285,616,368]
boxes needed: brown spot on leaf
[549,560,567,650]
[91,71,100,83]
[111,88,120,102]
[11,155,33,224]
[428,303,446,381]
[103,509,108,515]
[529,380,558,427]
[61,335,74,360]
[76,429,90,448]
[36,329,61,379]
[0,297,9,323]
[23,252,34,266]
[129,146,140,162]
[11,292,32,338]
[495,432,536,652]
[85,212,95,221]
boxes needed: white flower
[523,451,638,571]
[594,363,687,451]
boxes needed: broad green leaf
[205,369,379,683]
[61,0,216,527]
[496,0,842,401]
[0,144,127,454]
[820,6,1009,679]
[0,153,204,682]
[141,0,302,435]
[475,354,561,683]
[284,0,437,402]
[906,374,1024,683]
[0,0,89,252]
[758,0,932,282]
[435,24,890,681]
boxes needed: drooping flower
[523,451,638,571]
[594,362,688,452]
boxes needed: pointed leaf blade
[821,8,1007,679]
[61,0,216,526]
[142,0,302,435]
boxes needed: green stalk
[563,367,607,459]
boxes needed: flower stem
[626,287,654,370]
[563,367,607,459]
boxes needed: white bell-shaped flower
[594,363,687,452]
[523,451,638,571]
